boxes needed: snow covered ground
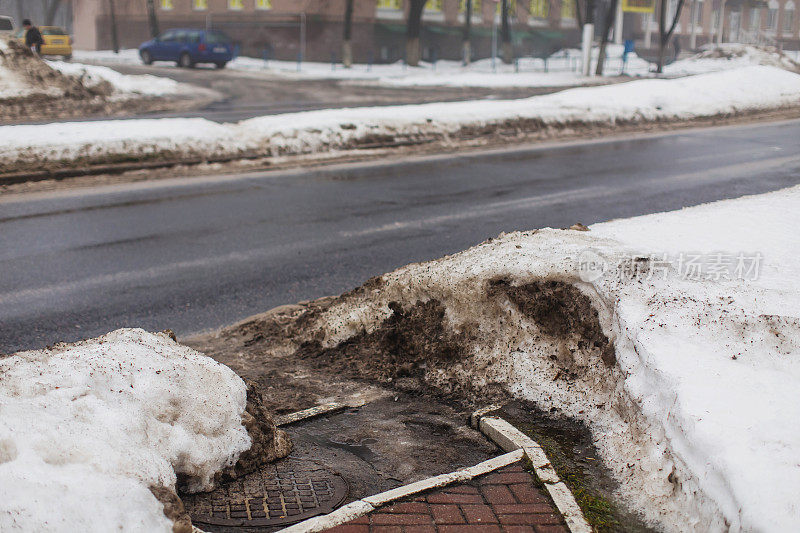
[299,185,800,531]
[46,60,185,97]
[72,44,798,88]
[0,329,251,532]
[1,65,798,172]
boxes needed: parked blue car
[139,29,235,69]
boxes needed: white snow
[46,60,183,96]
[303,185,800,532]
[0,328,251,532]
[1,65,798,169]
[662,44,800,76]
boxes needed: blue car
[139,29,235,69]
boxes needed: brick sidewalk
[324,461,568,533]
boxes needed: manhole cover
[183,459,348,528]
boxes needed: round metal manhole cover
[182,459,348,528]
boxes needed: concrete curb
[275,401,354,426]
[277,449,525,533]
[476,414,593,533]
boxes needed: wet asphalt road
[2,119,800,353]
[78,63,575,123]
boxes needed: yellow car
[14,26,72,58]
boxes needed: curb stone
[476,414,593,533]
[277,450,525,533]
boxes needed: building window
[460,0,483,13]
[160,0,173,10]
[529,0,548,18]
[377,0,402,9]
[561,0,576,19]
[256,0,272,9]
[766,0,779,29]
[228,0,244,10]
[784,1,796,32]
[693,0,703,24]
[749,7,761,29]
[193,0,208,10]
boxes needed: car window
[0,18,13,31]
[186,31,201,44]
[174,30,188,43]
[41,27,67,36]
[159,30,176,42]
[204,31,231,45]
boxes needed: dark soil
[296,299,468,382]
[489,277,616,366]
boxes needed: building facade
[70,0,799,60]
[71,0,581,61]
[632,0,798,50]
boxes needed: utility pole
[108,0,119,54]
[342,0,354,67]
[581,0,595,76]
[614,0,623,44]
[462,0,472,65]
[146,0,160,39]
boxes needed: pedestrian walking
[23,19,44,55]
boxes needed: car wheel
[215,62,227,69]
[178,53,194,69]
[141,50,153,65]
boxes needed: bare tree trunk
[406,0,427,67]
[657,0,685,73]
[108,0,119,54]
[342,0,354,67]
[501,0,513,64]
[14,0,24,25]
[44,0,61,26]
[462,0,472,65]
[146,0,160,39]
[595,0,620,75]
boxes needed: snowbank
[46,60,183,96]
[0,329,252,532]
[1,65,798,172]
[664,44,800,76]
[0,37,186,103]
[292,185,800,531]
[71,44,798,88]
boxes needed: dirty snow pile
[0,37,185,102]
[303,185,800,532]
[0,329,251,532]
[663,44,800,76]
[2,64,799,172]
[46,60,183,97]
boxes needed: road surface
[2,119,799,353]
[8,63,579,125]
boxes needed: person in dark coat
[23,19,44,55]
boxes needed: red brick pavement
[324,462,568,533]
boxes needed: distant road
[9,62,590,125]
[2,119,799,353]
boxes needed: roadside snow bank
[667,44,800,76]
[47,60,183,96]
[0,328,252,532]
[291,186,800,531]
[1,65,798,172]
